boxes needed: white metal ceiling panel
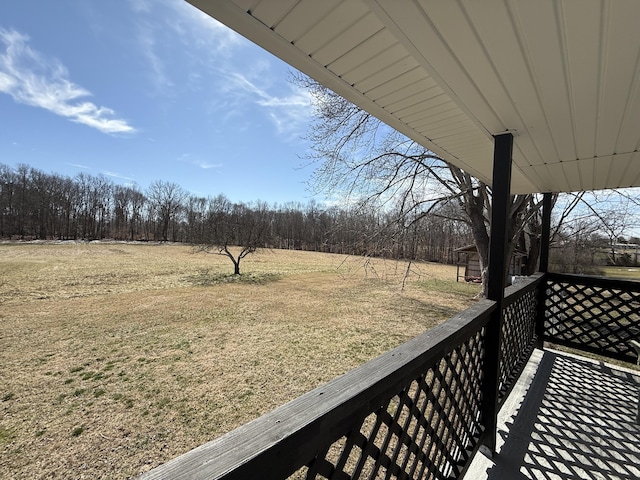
[463,2,561,169]
[272,0,341,43]
[423,1,516,132]
[441,132,489,150]
[599,153,640,190]
[310,12,382,67]
[417,115,471,136]
[516,164,548,191]
[366,68,432,100]
[233,0,256,12]
[375,81,439,110]
[326,30,399,79]
[294,1,369,55]
[340,43,411,87]
[246,0,294,27]
[383,87,445,116]
[412,109,465,130]
[514,1,577,166]
[543,162,572,192]
[594,4,639,157]
[392,94,449,120]
[629,153,640,187]
[617,88,640,154]
[354,56,419,93]
[187,0,640,194]
[428,120,479,141]
[562,1,601,162]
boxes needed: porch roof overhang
[187,0,640,195]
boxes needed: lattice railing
[498,275,541,405]
[292,330,486,480]
[543,273,640,363]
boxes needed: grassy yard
[601,265,640,280]
[0,242,480,479]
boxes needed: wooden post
[481,133,513,454]
[536,193,553,348]
[538,193,552,274]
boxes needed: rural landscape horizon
[1,242,482,478]
[2,160,640,478]
[3,1,640,477]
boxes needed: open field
[601,265,640,280]
[0,242,480,479]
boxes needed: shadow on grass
[186,269,282,287]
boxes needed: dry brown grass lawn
[0,242,480,479]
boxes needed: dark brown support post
[535,192,553,348]
[538,193,552,274]
[481,133,513,454]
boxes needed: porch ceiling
[187,0,640,194]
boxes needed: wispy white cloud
[125,0,311,139]
[261,89,313,137]
[223,70,313,139]
[64,162,134,181]
[164,0,245,55]
[129,0,151,13]
[178,152,222,170]
[64,162,91,170]
[126,0,245,96]
[198,161,222,169]
[0,28,135,135]
[103,170,135,181]
[135,22,173,93]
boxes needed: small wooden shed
[455,245,525,283]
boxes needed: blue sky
[0,0,317,205]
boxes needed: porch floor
[464,348,640,480]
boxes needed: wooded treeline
[0,163,472,263]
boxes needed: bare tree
[146,180,187,242]
[198,199,273,275]
[549,207,606,274]
[294,74,546,295]
[75,173,112,240]
[554,190,640,267]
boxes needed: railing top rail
[139,299,496,480]
[546,271,640,289]
[503,272,544,308]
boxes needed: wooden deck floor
[465,348,640,480]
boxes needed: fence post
[481,133,513,454]
[535,193,553,348]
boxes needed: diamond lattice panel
[499,286,538,404]
[544,278,640,362]
[289,330,486,480]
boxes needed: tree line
[0,163,473,264]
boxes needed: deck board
[465,348,640,479]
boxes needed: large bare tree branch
[293,74,551,296]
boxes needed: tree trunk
[466,191,490,297]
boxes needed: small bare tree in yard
[199,199,272,275]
